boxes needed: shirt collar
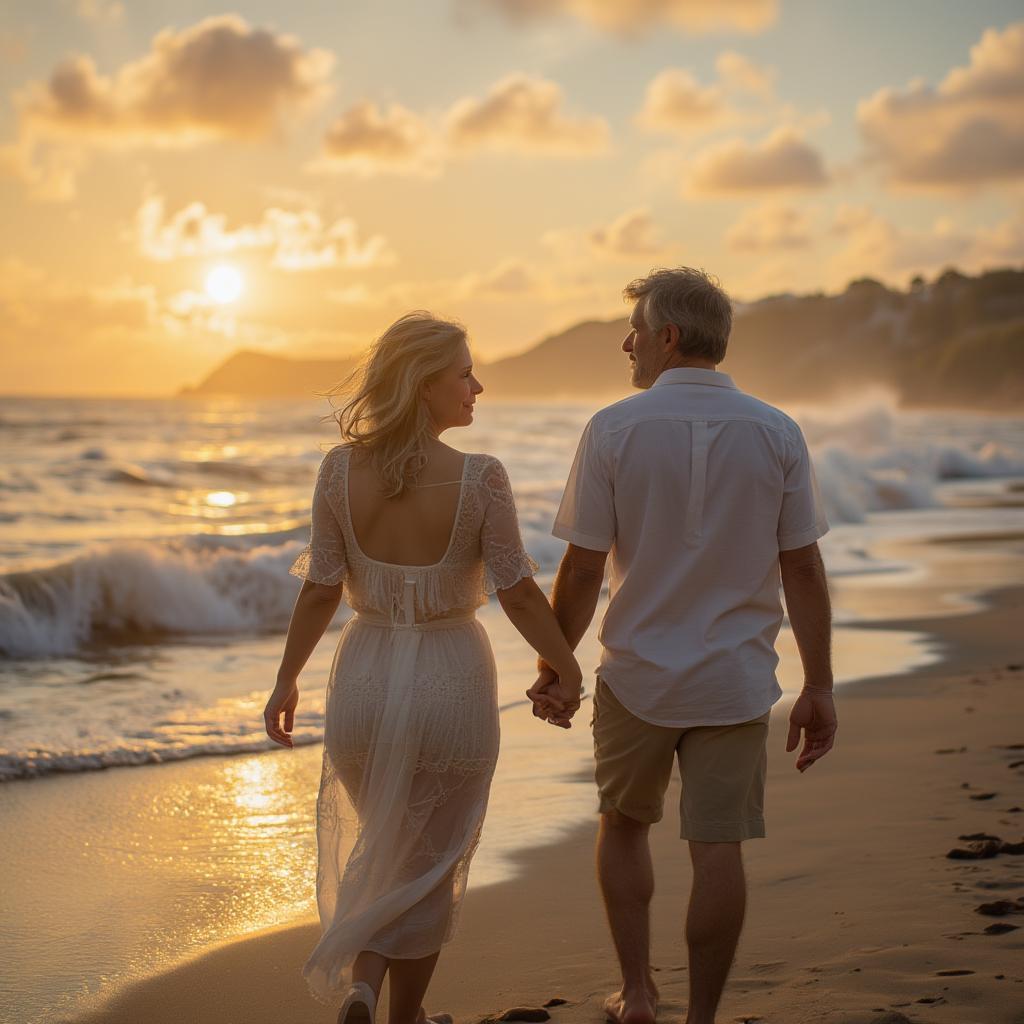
[651,367,738,390]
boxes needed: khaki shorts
[591,676,770,842]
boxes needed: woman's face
[423,338,484,433]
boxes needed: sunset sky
[2,0,1022,395]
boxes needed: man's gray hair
[623,267,732,364]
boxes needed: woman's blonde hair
[322,310,468,498]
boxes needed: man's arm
[538,542,608,668]
[527,543,607,726]
[779,541,832,691]
[779,541,837,772]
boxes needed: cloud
[590,208,669,256]
[687,127,829,194]
[72,0,124,23]
[14,15,333,147]
[458,258,541,296]
[828,203,1024,286]
[134,195,395,270]
[636,54,776,139]
[635,70,731,137]
[0,259,156,338]
[857,21,1024,189]
[445,73,609,154]
[458,0,778,35]
[725,201,813,250]
[318,100,439,175]
[715,51,774,97]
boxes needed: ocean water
[1,393,1023,780]
[2,393,1024,1022]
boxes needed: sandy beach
[58,533,1024,1024]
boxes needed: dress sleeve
[777,423,830,551]
[289,450,348,586]
[480,457,540,594]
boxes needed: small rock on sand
[947,839,1001,858]
[542,1000,567,1008]
[968,791,998,800]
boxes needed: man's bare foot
[603,981,658,1024]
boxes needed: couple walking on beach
[265,266,837,1024]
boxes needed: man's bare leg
[684,841,745,1024]
[596,810,659,1024]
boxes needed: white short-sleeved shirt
[552,366,830,727]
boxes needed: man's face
[622,299,664,389]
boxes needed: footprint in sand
[984,922,1020,934]
[975,897,1024,916]
[747,960,787,974]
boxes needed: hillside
[178,267,1024,409]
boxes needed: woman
[264,311,583,1024]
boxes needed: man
[528,267,837,1024]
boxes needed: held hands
[526,662,583,729]
[786,685,837,772]
[264,678,298,749]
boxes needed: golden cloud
[688,127,829,194]
[15,15,333,146]
[725,201,813,250]
[445,73,609,154]
[636,54,776,139]
[319,100,438,175]
[635,70,730,136]
[590,208,668,256]
[714,51,775,97]
[459,0,777,35]
[857,22,1024,189]
[828,203,1024,287]
[134,195,395,270]
[72,0,124,23]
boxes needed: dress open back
[288,444,538,1006]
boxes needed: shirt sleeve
[551,416,615,552]
[480,457,540,594]
[289,450,348,586]
[777,424,830,551]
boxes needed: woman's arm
[264,580,342,748]
[496,576,582,691]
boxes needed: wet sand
[62,541,1024,1024]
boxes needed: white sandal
[337,981,377,1024]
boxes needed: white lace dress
[288,444,539,1006]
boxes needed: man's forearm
[781,565,833,689]
[538,554,604,666]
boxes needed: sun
[205,264,245,304]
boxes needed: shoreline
[61,551,1024,1024]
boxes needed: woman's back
[346,445,467,568]
[290,443,539,625]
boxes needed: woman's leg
[386,952,441,1024]
[352,949,389,998]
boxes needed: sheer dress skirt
[301,611,500,1005]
